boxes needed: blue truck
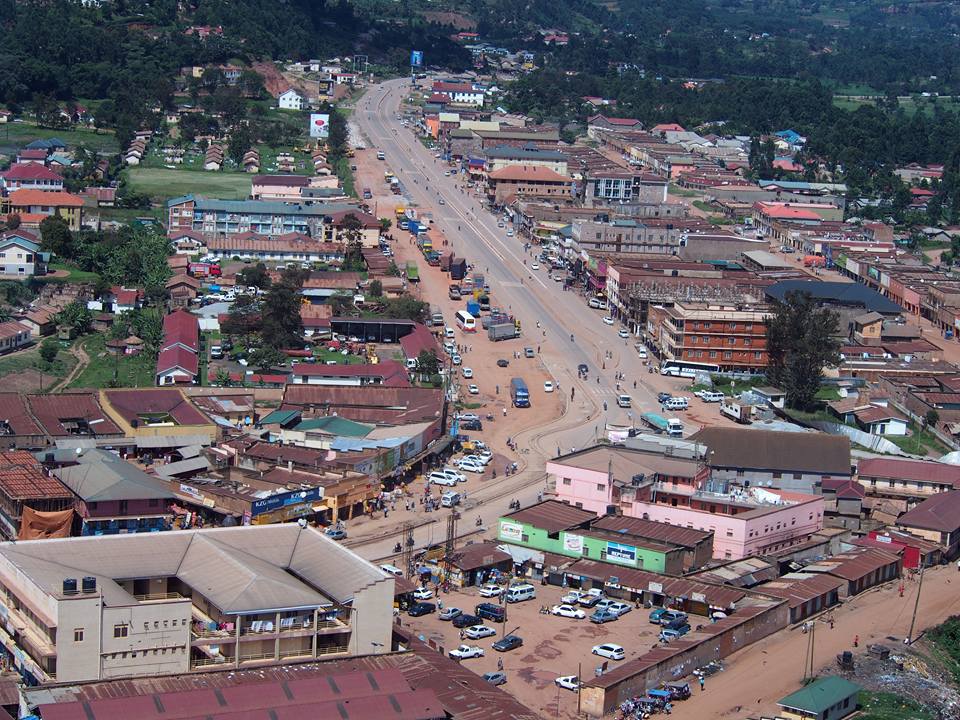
[510,377,530,408]
[466,299,481,316]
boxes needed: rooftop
[43,448,175,503]
[102,388,210,427]
[757,572,846,609]
[25,392,123,437]
[8,189,83,207]
[803,548,901,581]
[857,457,960,488]
[0,451,71,501]
[488,165,571,183]
[590,514,713,549]
[501,499,596,533]
[778,676,860,714]
[170,195,361,218]
[766,280,903,314]
[281,385,443,426]
[690,426,851,476]
[897,490,960,532]
[549,445,701,482]
[0,524,389,613]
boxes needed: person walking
[699,675,705,692]
[497,657,504,671]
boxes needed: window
[114,624,128,638]
[562,477,571,486]
[148,498,159,507]
[726,529,733,537]
[118,500,128,514]
[73,628,84,642]
[596,483,606,491]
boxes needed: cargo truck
[510,377,530,408]
[466,299,481,316]
[488,323,519,341]
[640,413,683,437]
[478,294,490,312]
[450,258,467,281]
[405,262,419,283]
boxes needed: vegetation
[260,268,306,348]
[69,333,157,388]
[766,291,841,410]
[125,168,253,201]
[858,692,933,720]
[927,616,960,684]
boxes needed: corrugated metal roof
[591,515,712,549]
[0,451,71,501]
[501,499,596,533]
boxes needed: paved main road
[354,80,685,441]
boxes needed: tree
[261,271,304,348]
[215,368,232,387]
[228,123,253,164]
[416,349,440,376]
[221,294,260,337]
[39,338,58,366]
[382,296,428,321]
[130,308,164,355]
[39,215,73,258]
[925,409,941,430]
[248,346,286,370]
[386,261,401,277]
[765,291,841,410]
[368,279,383,297]
[340,214,365,270]
[55,301,93,335]
[237,262,272,290]
[5,214,20,230]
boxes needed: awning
[136,434,211,449]
[210,415,236,429]
[497,544,543,565]
[177,445,203,459]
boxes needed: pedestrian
[633,380,637,389]
[537,491,543,502]
[699,675,705,692]
[438,598,443,610]
[503,407,507,417]
[854,634,859,647]
[497,657,504,671]
[460,629,465,640]
[384,509,389,518]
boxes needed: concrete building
[691,427,852,494]
[485,145,568,175]
[856,457,960,499]
[582,169,668,207]
[658,302,771,372]
[0,524,393,684]
[486,165,572,206]
[277,89,304,110]
[0,230,48,279]
[2,190,84,231]
[777,676,860,720]
[896,489,960,557]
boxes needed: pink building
[550,445,824,560]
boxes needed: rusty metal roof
[501,499,596,533]
[0,451,71,501]
[591,514,713,549]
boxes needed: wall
[710,468,829,495]
[579,600,790,717]
[349,577,394,655]
[549,461,612,515]
[54,594,102,682]
[99,599,192,680]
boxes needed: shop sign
[499,521,523,541]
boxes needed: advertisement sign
[410,50,424,67]
[606,541,636,563]
[648,581,663,594]
[563,533,584,554]
[179,483,203,500]
[499,521,523,542]
[252,488,323,516]
[309,113,330,139]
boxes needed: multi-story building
[658,301,771,372]
[0,230,48,279]
[550,444,824,560]
[166,195,366,239]
[486,165,572,206]
[0,524,393,684]
[0,451,73,540]
[582,169,668,207]
[484,145,568,175]
[2,189,84,231]
[0,164,64,193]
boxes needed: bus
[455,310,477,333]
[660,360,720,378]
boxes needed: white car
[544,381,554,393]
[592,643,625,661]
[561,590,586,605]
[478,584,503,597]
[452,354,462,365]
[462,367,474,379]
[464,624,497,639]
[468,384,479,395]
[439,467,466,483]
[551,604,586,619]
[506,230,514,237]
[477,449,493,462]
[602,316,615,325]
[413,587,433,600]
[555,675,580,692]
[458,459,485,474]
[448,644,484,660]
[427,471,458,487]
[531,263,540,270]
[463,453,491,466]
[607,602,633,617]
[618,329,630,339]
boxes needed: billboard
[309,113,330,139]
[606,541,637,564]
[410,50,424,67]
[252,487,323,516]
[499,521,523,542]
[563,533,584,554]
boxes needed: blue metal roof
[766,280,902,314]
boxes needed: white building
[278,89,304,111]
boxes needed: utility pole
[907,565,925,644]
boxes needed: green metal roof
[293,416,373,437]
[778,677,860,714]
[260,409,301,425]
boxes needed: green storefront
[497,517,674,574]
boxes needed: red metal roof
[1,163,62,181]
[25,392,123,437]
[897,490,960,533]
[0,393,43,436]
[156,346,199,376]
[161,310,199,352]
[399,324,438,360]
[102,389,209,426]
[0,451,71,501]
[858,457,960,487]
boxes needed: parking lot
[399,584,669,718]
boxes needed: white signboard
[499,521,523,542]
[309,113,330,139]
[563,533,584,554]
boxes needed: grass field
[0,341,77,383]
[43,262,101,284]
[859,692,932,720]
[0,122,119,154]
[125,167,253,201]
[69,333,156,388]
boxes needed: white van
[698,391,725,403]
[427,471,458,487]
[663,397,689,411]
[505,583,537,603]
[588,297,607,310]
[379,564,403,577]
[440,491,461,507]
[617,394,632,408]
[444,327,456,339]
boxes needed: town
[2,3,960,720]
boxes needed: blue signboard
[606,541,637,563]
[252,488,322,516]
[411,50,424,67]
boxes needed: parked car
[602,316,615,325]
[592,643,625,660]
[452,613,480,628]
[483,671,507,686]
[464,625,497,639]
[458,459,485,474]
[589,610,618,624]
[579,594,604,608]
[618,329,630,339]
[607,602,633,617]
[497,359,509,368]
[561,590,586,605]
[658,610,689,626]
[551,604,586,619]
[657,392,673,403]
[324,527,347,541]
[407,602,436,617]
[492,634,523,652]
[462,367,474,378]
[475,602,506,622]
[555,675,580,692]
[648,608,670,624]
[468,384,479,395]
[439,607,462,621]
[449,644,484,660]
[659,625,691,643]
[478,584,503,597]
[439,467,467,483]
[544,381,554,393]
[427,471,458,487]
[413,587,433,600]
